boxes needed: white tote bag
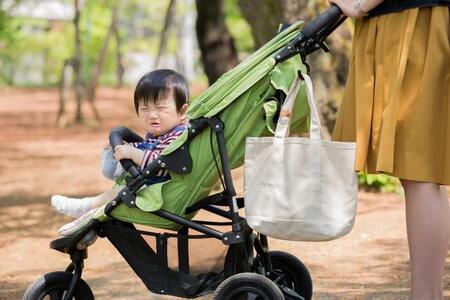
[244,73,358,241]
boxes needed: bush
[358,173,401,193]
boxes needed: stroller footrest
[49,237,88,258]
[50,220,99,254]
[50,237,73,253]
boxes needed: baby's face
[137,95,185,137]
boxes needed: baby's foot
[58,208,97,237]
[51,195,95,218]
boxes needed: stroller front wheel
[23,271,94,300]
[213,272,284,300]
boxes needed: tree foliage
[0,16,72,85]
[0,0,175,87]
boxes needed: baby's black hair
[133,69,189,113]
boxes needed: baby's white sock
[51,195,96,218]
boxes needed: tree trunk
[277,0,312,23]
[154,0,177,69]
[195,0,238,85]
[113,19,124,87]
[85,2,120,121]
[177,0,195,81]
[57,58,75,128]
[237,0,283,49]
[238,0,312,48]
[74,0,83,123]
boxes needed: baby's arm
[114,144,145,167]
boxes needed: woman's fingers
[328,0,366,18]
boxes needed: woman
[329,0,450,298]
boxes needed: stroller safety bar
[109,126,144,176]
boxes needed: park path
[0,87,448,299]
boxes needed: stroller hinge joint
[222,230,244,245]
[119,187,137,208]
[206,117,224,132]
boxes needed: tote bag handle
[274,73,326,140]
[272,73,326,163]
[271,73,326,209]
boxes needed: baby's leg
[51,185,123,218]
[90,185,123,206]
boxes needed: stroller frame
[26,6,347,300]
[47,115,307,299]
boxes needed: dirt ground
[0,87,449,300]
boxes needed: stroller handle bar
[275,4,346,64]
[302,4,343,40]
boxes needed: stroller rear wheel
[23,271,94,300]
[213,272,284,300]
[269,251,313,300]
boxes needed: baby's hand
[114,144,136,160]
[114,144,144,166]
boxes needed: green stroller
[24,6,346,300]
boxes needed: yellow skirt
[332,6,450,185]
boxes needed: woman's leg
[400,179,450,300]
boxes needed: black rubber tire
[269,251,313,300]
[213,272,284,300]
[23,271,94,300]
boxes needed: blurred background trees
[0,0,398,191]
[0,0,352,131]
[195,0,238,85]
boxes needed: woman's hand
[114,144,144,166]
[329,0,367,18]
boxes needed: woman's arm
[329,0,385,18]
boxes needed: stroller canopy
[188,20,305,119]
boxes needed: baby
[52,69,189,235]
